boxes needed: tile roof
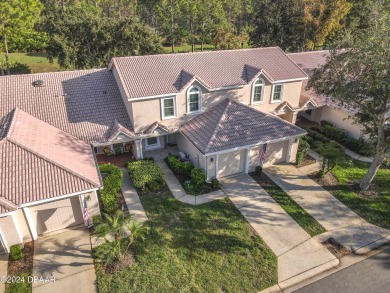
[0,109,101,213]
[181,99,306,154]
[112,47,308,99]
[0,69,133,144]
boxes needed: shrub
[255,166,263,175]
[211,178,219,189]
[321,124,346,142]
[382,158,390,169]
[320,120,334,128]
[92,215,103,226]
[10,244,23,261]
[98,164,123,214]
[165,154,194,177]
[191,168,206,186]
[128,160,165,192]
[296,152,304,165]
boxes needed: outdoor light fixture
[210,158,214,162]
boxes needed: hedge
[165,154,194,177]
[99,164,123,214]
[296,137,310,165]
[10,244,23,261]
[128,160,165,192]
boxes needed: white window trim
[251,78,265,105]
[271,84,283,103]
[161,96,177,120]
[145,136,161,150]
[187,85,202,114]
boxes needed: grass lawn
[4,52,60,73]
[250,172,326,237]
[95,189,277,293]
[329,159,390,229]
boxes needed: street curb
[257,284,282,293]
[353,235,390,255]
[278,258,340,290]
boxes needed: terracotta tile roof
[0,69,133,144]
[0,197,18,214]
[0,109,101,212]
[181,99,306,154]
[112,47,308,99]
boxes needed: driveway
[32,227,96,293]
[220,174,337,285]
[265,164,390,253]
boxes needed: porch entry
[217,150,246,177]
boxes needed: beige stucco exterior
[300,106,364,139]
[176,133,205,170]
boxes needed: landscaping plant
[94,210,149,265]
[296,137,310,165]
[9,244,23,261]
[128,160,165,192]
[99,164,123,214]
[314,141,345,178]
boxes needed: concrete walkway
[120,168,148,223]
[0,254,7,293]
[157,160,226,205]
[297,150,323,175]
[220,174,338,288]
[33,227,96,293]
[265,164,390,254]
[345,149,373,163]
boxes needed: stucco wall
[248,140,289,171]
[128,76,304,133]
[83,191,100,218]
[0,214,21,251]
[176,133,205,170]
[14,209,32,243]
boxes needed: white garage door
[218,150,245,177]
[30,196,84,235]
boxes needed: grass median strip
[250,172,326,237]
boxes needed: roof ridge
[287,50,330,55]
[7,139,100,188]
[0,108,17,140]
[0,196,18,211]
[0,68,106,80]
[204,99,231,153]
[282,48,309,78]
[112,47,283,61]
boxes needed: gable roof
[112,47,308,99]
[0,68,133,144]
[181,99,306,154]
[0,109,101,213]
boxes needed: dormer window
[271,84,283,103]
[187,86,201,113]
[251,78,264,104]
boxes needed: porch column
[135,139,143,159]
[23,207,38,240]
[291,112,298,124]
[244,148,250,173]
[11,213,24,245]
[215,154,219,178]
[285,138,294,163]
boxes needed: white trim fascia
[271,83,284,103]
[0,210,17,218]
[19,188,99,208]
[161,96,177,120]
[187,85,202,114]
[270,77,308,83]
[205,134,305,156]
[11,213,23,245]
[208,85,245,92]
[128,93,177,101]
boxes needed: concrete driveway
[32,227,96,293]
[220,174,337,287]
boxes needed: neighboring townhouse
[0,46,313,251]
[288,50,365,139]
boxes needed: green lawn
[329,159,390,229]
[4,52,60,73]
[95,190,277,293]
[250,172,326,237]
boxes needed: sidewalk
[156,160,226,206]
[265,164,390,254]
[220,174,338,288]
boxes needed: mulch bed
[308,172,339,187]
[322,237,351,259]
[7,242,34,277]
[103,250,136,274]
[350,182,380,199]
[296,154,317,168]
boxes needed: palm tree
[94,210,149,265]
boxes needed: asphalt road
[294,246,390,293]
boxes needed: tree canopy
[307,1,390,190]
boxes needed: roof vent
[33,80,45,87]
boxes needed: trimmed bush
[165,154,194,177]
[99,164,123,214]
[10,244,23,261]
[321,124,346,142]
[191,168,206,187]
[128,160,165,192]
[211,178,219,189]
[255,166,263,175]
[296,137,310,165]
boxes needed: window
[187,86,201,113]
[305,109,312,115]
[252,78,264,103]
[271,84,283,102]
[146,137,160,149]
[161,96,176,119]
